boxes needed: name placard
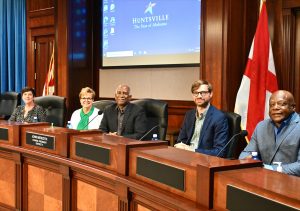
[136,156,185,191]
[26,132,55,150]
[75,142,110,165]
[227,185,298,211]
[0,128,8,141]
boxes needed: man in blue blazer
[239,90,300,176]
[175,80,229,157]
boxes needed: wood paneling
[76,180,118,211]
[27,164,62,210]
[269,0,300,111]
[0,157,15,208]
[27,0,54,12]
[26,0,55,96]
[201,0,260,111]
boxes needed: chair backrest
[0,92,21,119]
[92,100,115,112]
[131,99,168,140]
[34,96,66,127]
[224,111,246,159]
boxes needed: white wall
[99,67,199,101]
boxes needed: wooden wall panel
[201,0,260,111]
[76,180,118,211]
[26,0,55,95]
[295,11,300,104]
[26,164,63,210]
[27,0,54,12]
[0,157,15,208]
[269,0,300,111]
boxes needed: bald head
[269,90,296,127]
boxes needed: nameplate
[227,185,298,211]
[75,142,110,165]
[26,132,55,150]
[136,157,185,191]
[0,128,8,141]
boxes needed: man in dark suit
[175,80,229,157]
[99,84,147,140]
[239,90,300,176]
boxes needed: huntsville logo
[144,2,156,15]
[132,2,168,25]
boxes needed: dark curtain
[0,0,26,93]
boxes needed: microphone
[82,110,103,130]
[216,130,248,157]
[139,125,159,141]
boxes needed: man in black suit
[99,84,147,140]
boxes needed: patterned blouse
[9,105,47,123]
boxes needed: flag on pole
[234,2,278,141]
[42,45,55,96]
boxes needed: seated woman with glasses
[69,87,103,130]
[9,86,47,123]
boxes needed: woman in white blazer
[70,87,103,130]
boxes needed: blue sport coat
[177,105,229,157]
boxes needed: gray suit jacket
[99,102,147,140]
[239,112,300,176]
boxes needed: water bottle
[152,134,158,141]
[251,151,259,160]
[32,116,38,123]
[273,162,282,172]
[66,121,72,129]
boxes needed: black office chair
[0,92,21,120]
[34,95,66,127]
[92,100,115,112]
[224,111,247,159]
[131,98,168,140]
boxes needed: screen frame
[98,0,201,69]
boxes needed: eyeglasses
[81,97,93,101]
[192,91,210,97]
[116,91,129,96]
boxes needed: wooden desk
[214,167,300,210]
[0,120,49,145]
[70,133,167,175]
[129,146,262,209]
[0,122,275,211]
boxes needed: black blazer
[99,102,147,140]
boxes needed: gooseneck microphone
[216,130,248,157]
[139,125,159,141]
[82,110,103,130]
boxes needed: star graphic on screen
[144,2,156,15]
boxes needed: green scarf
[77,106,94,130]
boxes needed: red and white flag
[43,46,55,96]
[234,2,278,141]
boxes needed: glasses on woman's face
[192,91,210,97]
[81,97,93,101]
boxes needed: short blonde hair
[79,87,95,99]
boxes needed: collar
[116,104,128,114]
[272,112,295,135]
[195,104,210,119]
[271,111,295,128]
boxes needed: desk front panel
[214,167,300,210]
